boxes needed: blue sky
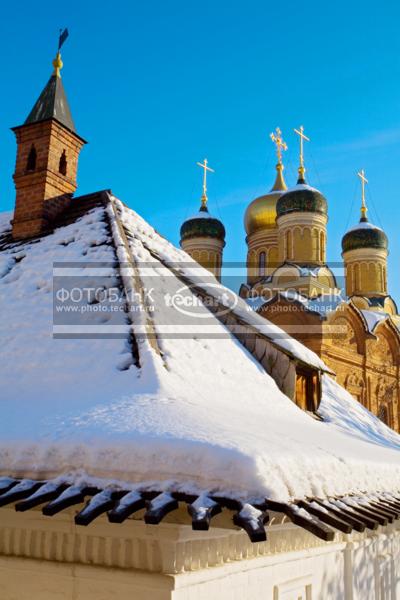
[1,1,400,297]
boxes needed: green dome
[180,206,225,242]
[276,183,328,218]
[342,219,388,253]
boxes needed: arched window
[319,231,325,262]
[259,251,266,277]
[346,263,352,292]
[354,263,360,292]
[59,150,67,176]
[285,230,293,260]
[26,145,37,171]
[378,403,389,426]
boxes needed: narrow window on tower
[26,145,37,171]
[259,251,266,277]
[59,150,67,176]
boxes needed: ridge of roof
[110,196,330,374]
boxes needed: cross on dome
[294,125,310,181]
[357,169,368,221]
[196,158,214,208]
[270,127,288,165]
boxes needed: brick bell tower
[11,40,86,239]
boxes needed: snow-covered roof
[361,309,388,333]
[345,220,384,234]
[282,183,321,194]
[184,209,216,221]
[1,194,400,505]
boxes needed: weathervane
[53,28,69,77]
[197,159,214,208]
[294,125,310,179]
[270,128,287,165]
[357,169,368,220]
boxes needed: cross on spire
[270,127,288,165]
[357,169,368,221]
[197,158,214,208]
[294,125,310,180]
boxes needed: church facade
[181,127,400,432]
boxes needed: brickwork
[12,120,85,239]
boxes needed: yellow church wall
[322,311,400,431]
[343,248,388,297]
[181,236,224,281]
[276,212,328,266]
[246,228,279,284]
[269,246,279,269]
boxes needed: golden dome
[244,164,287,235]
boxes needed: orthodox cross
[197,159,214,208]
[270,128,288,164]
[294,125,310,172]
[357,169,368,219]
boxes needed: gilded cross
[294,125,310,170]
[197,159,214,207]
[270,128,288,164]
[357,169,368,219]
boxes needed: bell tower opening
[59,150,68,176]
[26,145,37,172]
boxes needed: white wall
[0,506,400,599]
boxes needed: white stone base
[0,506,399,599]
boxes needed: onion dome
[276,180,328,218]
[342,216,387,253]
[244,163,287,235]
[245,127,289,235]
[342,170,388,253]
[180,204,225,242]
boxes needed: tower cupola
[342,170,388,298]
[276,126,328,265]
[180,159,225,280]
[244,128,288,284]
[11,31,86,240]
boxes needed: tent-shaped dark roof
[24,74,75,132]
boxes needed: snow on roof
[345,220,384,233]
[116,201,328,372]
[361,309,388,333]
[1,197,400,503]
[184,210,216,221]
[282,183,321,194]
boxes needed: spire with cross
[294,125,310,182]
[357,169,368,221]
[197,158,214,209]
